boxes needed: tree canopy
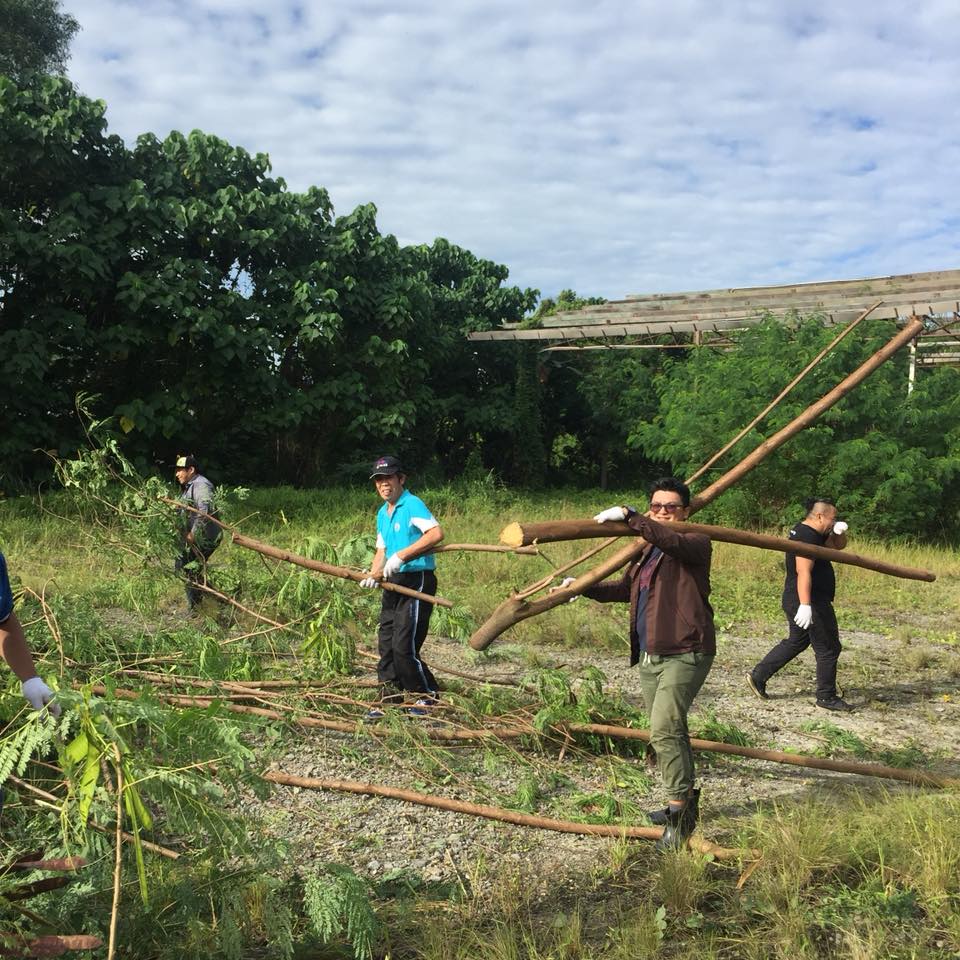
[2,75,959,538]
[0,0,78,80]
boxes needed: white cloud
[62,0,960,298]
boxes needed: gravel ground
[238,622,960,893]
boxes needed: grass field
[1,481,958,958]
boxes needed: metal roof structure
[466,269,960,361]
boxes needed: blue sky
[65,0,960,300]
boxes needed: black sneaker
[747,672,769,701]
[816,697,854,713]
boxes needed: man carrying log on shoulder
[747,497,852,712]
[359,457,444,721]
[575,477,715,851]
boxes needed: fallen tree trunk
[261,770,747,860]
[469,316,927,649]
[499,519,935,582]
[231,532,454,608]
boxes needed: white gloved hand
[21,677,61,718]
[560,576,579,602]
[593,506,627,523]
[359,576,379,589]
[832,521,848,535]
[793,604,813,630]
[548,577,579,602]
[382,553,404,579]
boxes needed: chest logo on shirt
[394,522,401,532]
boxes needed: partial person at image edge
[0,550,61,716]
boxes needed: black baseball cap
[369,455,403,478]
[174,454,200,471]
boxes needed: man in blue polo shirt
[360,456,444,718]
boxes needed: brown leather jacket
[583,511,715,664]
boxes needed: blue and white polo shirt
[376,490,439,573]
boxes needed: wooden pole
[231,532,454,609]
[688,316,925,510]
[261,770,746,860]
[431,543,540,555]
[685,301,882,484]
[469,316,926,649]
[469,539,648,650]
[160,496,456,606]
[80,685,959,789]
[499,518,935,582]
[570,723,959,789]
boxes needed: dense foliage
[0,76,537,486]
[2,76,959,537]
[0,0,78,81]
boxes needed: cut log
[500,519,935,582]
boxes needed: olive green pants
[638,651,714,801]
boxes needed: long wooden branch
[431,543,540,555]
[469,316,926,649]
[261,770,746,860]
[469,539,648,650]
[81,685,959,788]
[689,315,925,510]
[231,532,453,609]
[499,518,935,582]
[160,496,454,607]
[685,301,882,484]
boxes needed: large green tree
[0,77,537,486]
[0,0,78,80]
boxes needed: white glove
[382,553,404,579]
[832,521,848,535]
[593,506,627,523]
[21,677,61,718]
[793,604,813,630]
[549,576,580,602]
[359,577,379,589]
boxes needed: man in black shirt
[747,497,853,711]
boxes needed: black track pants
[376,570,438,695]
[753,600,841,701]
